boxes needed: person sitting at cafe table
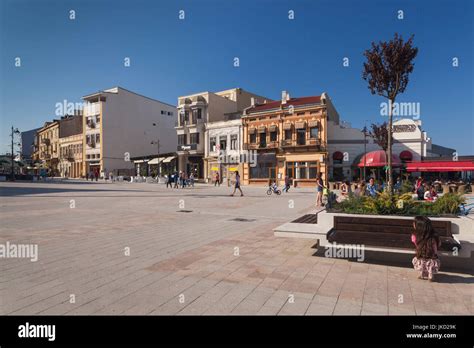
[424,185,438,201]
[366,178,378,197]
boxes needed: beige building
[58,113,83,178]
[176,88,270,180]
[35,120,60,176]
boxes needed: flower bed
[329,192,466,217]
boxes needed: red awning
[406,161,474,172]
[399,150,413,161]
[357,150,401,167]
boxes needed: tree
[362,33,418,194]
[369,122,388,151]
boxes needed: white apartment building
[82,87,177,177]
[176,88,269,179]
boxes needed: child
[411,216,441,281]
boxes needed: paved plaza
[0,181,472,315]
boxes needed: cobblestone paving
[0,181,472,315]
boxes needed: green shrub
[431,193,466,215]
[332,192,465,216]
[400,180,414,194]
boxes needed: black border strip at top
[0,315,473,346]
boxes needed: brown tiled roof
[247,95,322,113]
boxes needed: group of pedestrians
[166,171,195,188]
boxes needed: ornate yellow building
[242,92,340,187]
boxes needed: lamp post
[361,121,369,182]
[10,126,20,181]
[151,122,160,178]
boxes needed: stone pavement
[0,181,472,315]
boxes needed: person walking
[189,173,195,188]
[94,170,99,181]
[174,172,179,188]
[167,173,173,188]
[283,175,291,193]
[215,171,220,187]
[316,173,325,207]
[230,171,243,197]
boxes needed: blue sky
[1,0,473,154]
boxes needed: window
[249,162,277,179]
[250,133,257,144]
[210,137,216,151]
[284,129,292,140]
[296,129,306,145]
[95,134,100,143]
[286,162,318,179]
[190,132,200,144]
[178,134,186,145]
[184,111,189,122]
[270,131,277,142]
[168,111,173,116]
[86,135,91,144]
[230,134,238,150]
[310,127,318,139]
[259,133,266,147]
[161,110,165,115]
[96,116,100,123]
[179,112,185,126]
[86,154,91,159]
[197,108,202,119]
[219,136,227,150]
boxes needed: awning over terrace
[406,161,474,172]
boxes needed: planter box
[274,211,474,260]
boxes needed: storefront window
[250,163,276,179]
[286,161,318,179]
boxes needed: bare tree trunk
[387,98,394,194]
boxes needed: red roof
[406,161,474,172]
[247,96,322,113]
[357,150,401,167]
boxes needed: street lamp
[151,122,160,178]
[10,126,20,181]
[361,121,370,182]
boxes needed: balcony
[280,139,325,150]
[41,138,50,146]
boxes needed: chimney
[250,97,255,107]
[281,91,288,104]
[264,99,267,104]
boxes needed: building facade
[35,120,60,176]
[81,87,177,177]
[176,88,269,180]
[327,118,456,181]
[20,128,40,166]
[242,91,340,186]
[58,113,83,178]
[204,114,243,185]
